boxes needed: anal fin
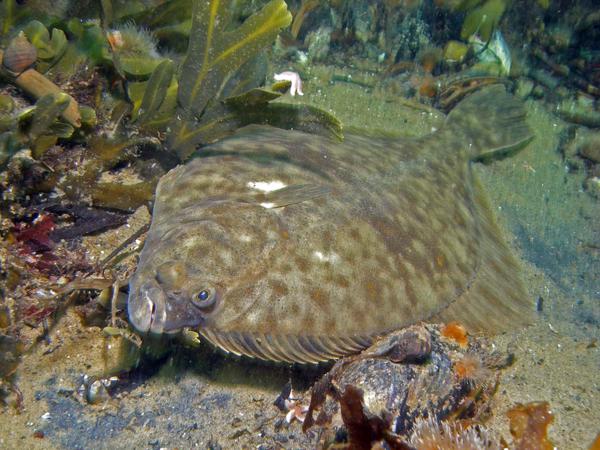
[199,328,374,364]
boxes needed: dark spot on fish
[324,316,337,333]
[363,277,382,300]
[404,280,418,306]
[295,256,309,273]
[350,307,364,326]
[435,253,447,269]
[322,230,333,251]
[309,287,328,311]
[370,217,405,255]
[270,280,289,297]
[375,254,391,273]
[349,227,362,242]
[343,250,356,264]
[334,274,349,288]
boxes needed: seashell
[2,32,37,75]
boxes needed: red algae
[507,401,555,450]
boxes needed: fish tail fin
[445,84,534,161]
[434,176,534,333]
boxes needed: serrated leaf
[170,0,292,158]
[177,0,292,118]
[137,59,174,125]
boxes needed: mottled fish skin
[128,86,534,363]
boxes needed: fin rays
[199,328,375,363]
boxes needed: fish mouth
[127,280,206,335]
[128,283,169,334]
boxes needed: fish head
[128,201,283,335]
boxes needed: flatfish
[127,85,534,363]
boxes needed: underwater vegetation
[0,0,341,408]
[1,0,341,210]
[0,0,599,448]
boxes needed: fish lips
[128,281,205,334]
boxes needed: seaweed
[1,1,342,212]
[22,20,68,71]
[132,59,176,128]
[167,0,292,159]
[507,402,556,450]
[459,0,507,41]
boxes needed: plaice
[127,85,534,364]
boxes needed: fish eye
[192,287,217,309]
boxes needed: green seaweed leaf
[169,0,292,158]
[170,87,343,160]
[239,102,343,142]
[137,59,174,125]
[23,20,68,63]
[460,0,506,41]
[224,87,282,108]
[29,93,70,139]
[177,0,292,118]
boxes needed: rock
[579,134,600,163]
[303,324,511,448]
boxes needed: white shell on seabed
[470,30,512,75]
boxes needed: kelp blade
[176,0,292,119]
[137,59,175,126]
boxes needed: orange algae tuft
[418,75,438,98]
[507,401,555,450]
[441,321,469,347]
[454,354,486,382]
